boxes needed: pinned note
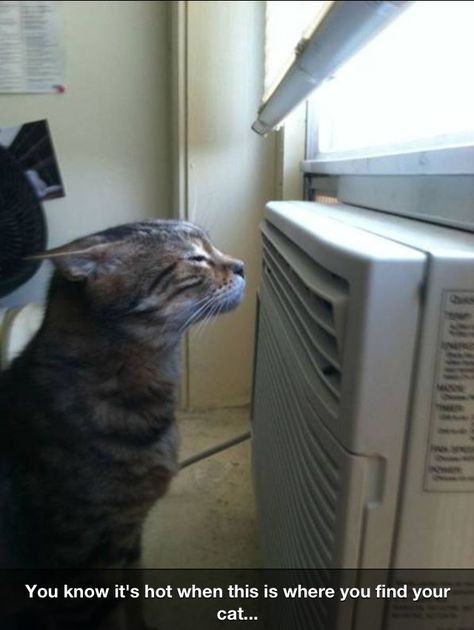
[0,1,64,93]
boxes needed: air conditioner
[251,200,474,576]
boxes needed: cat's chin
[214,278,246,313]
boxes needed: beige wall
[183,1,276,408]
[2,0,278,411]
[274,103,307,201]
[1,1,171,307]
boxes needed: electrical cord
[179,431,251,470]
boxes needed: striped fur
[0,219,245,570]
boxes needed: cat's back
[0,335,74,562]
[0,351,38,568]
[0,340,48,455]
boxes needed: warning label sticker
[425,290,474,491]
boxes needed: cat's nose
[232,260,245,278]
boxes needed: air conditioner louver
[254,300,340,569]
[261,223,349,415]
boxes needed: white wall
[1,1,171,307]
[184,1,276,408]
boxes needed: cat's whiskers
[190,306,213,341]
[183,296,216,329]
[192,299,222,337]
[189,296,222,338]
[177,294,218,334]
[191,299,223,342]
[157,294,210,337]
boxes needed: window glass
[311,1,474,156]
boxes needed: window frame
[303,98,474,233]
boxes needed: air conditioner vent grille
[261,224,349,409]
[253,301,341,575]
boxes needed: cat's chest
[68,422,179,516]
[86,376,177,443]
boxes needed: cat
[0,219,245,625]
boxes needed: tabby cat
[0,219,245,573]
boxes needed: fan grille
[0,145,46,297]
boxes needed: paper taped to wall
[0,0,64,93]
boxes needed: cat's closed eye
[188,255,208,263]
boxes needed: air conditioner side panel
[393,257,474,568]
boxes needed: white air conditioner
[251,200,474,576]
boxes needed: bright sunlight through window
[312,1,474,157]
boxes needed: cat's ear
[26,239,128,281]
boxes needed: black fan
[0,145,47,297]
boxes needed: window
[256,1,474,230]
[309,1,474,159]
[300,1,474,231]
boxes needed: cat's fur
[0,219,245,570]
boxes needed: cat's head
[32,220,245,333]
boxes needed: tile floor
[142,407,261,569]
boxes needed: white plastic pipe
[252,0,412,135]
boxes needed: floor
[142,407,261,569]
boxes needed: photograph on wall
[0,119,64,201]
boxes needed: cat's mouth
[175,276,245,332]
[192,276,243,319]
[214,275,246,313]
